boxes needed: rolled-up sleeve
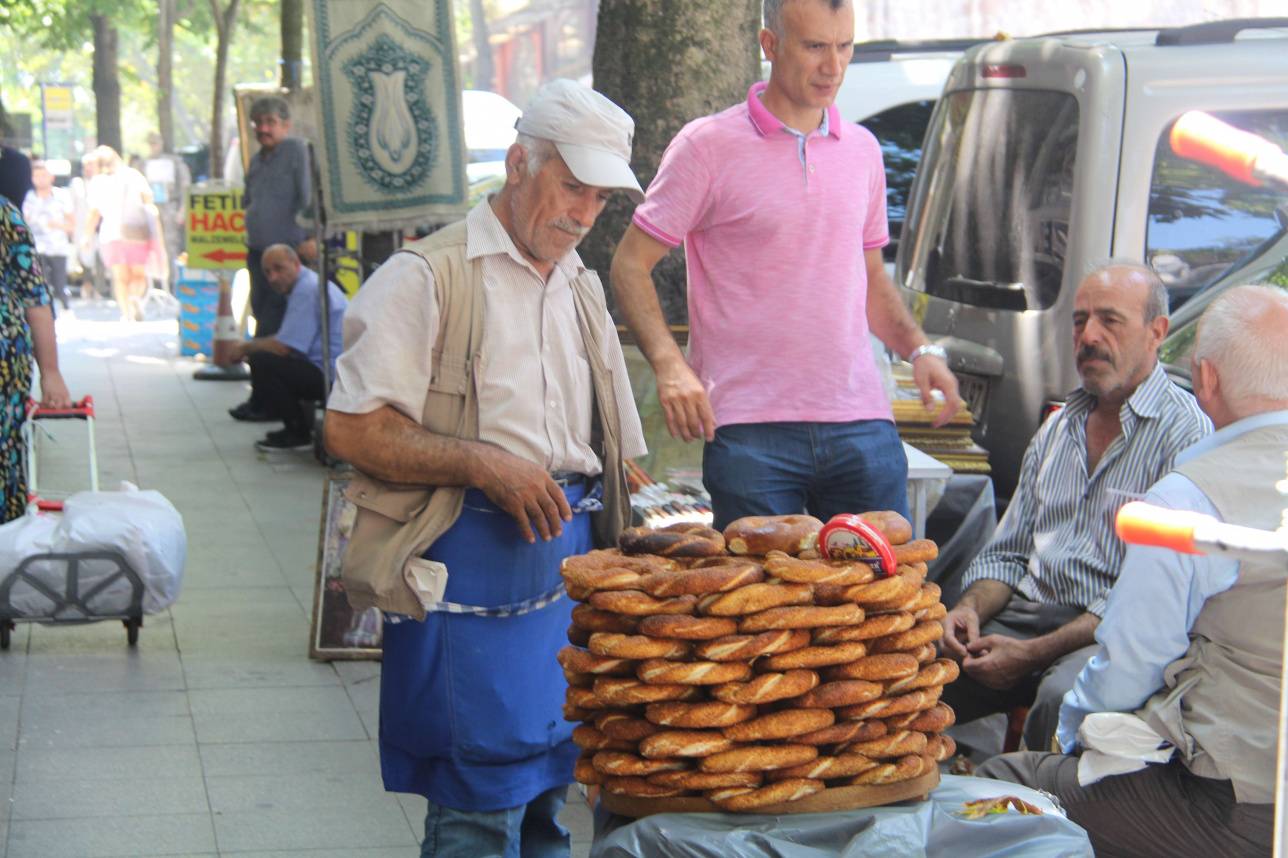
[328,253,439,421]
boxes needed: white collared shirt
[329,199,646,475]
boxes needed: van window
[902,89,1079,311]
[861,100,936,263]
[1147,110,1288,311]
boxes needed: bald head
[1192,285,1288,427]
[262,244,302,294]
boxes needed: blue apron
[379,481,592,812]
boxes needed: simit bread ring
[602,776,689,797]
[760,641,869,670]
[724,515,824,556]
[560,565,643,594]
[763,551,875,586]
[566,624,591,647]
[574,754,604,785]
[694,629,811,662]
[710,669,819,705]
[843,575,919,607]
[707,778,823,811]
[619,523,726,557]
[588,633,691,660]
[638,614,739,640]
[637,562,764,597]
[794,718,888,746]
[701,744,819,773]
[563,704,596,722]
[570,604,639,634]
[639,730,738,758]
[848,753,934,785]
[912,643,938,663]
[884,658,960,695]
[859,510,913,545]
[557,646,636,676]
[793,678,884,709]
[636,659,753,686]
[562,549,677,574]
[565,687,606,711]
[841,729,928,759]
[589,590,698,617]
[572,725,637,752]
[812,612,915,644]
[866,580,940,615]
[869,620,945,654]
[648,770,762,790]
[836,685,943,721]
[592,751,690,777]
[917,603,948,622]
[892,539,938,565]
[699,583,814,616]
[563,670,593,688]
[722,708,835,742]
[595,711,661,741]
[926,733,957,762]
[739,603,865,632]
[886,702,957,733]
[824,653,920,682]
[592,677,703,706]
[770,752,881,780]
[810,583,853,606]
[645,700,758,729]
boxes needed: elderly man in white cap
[325,80,646,857]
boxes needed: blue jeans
[421,783,569,858]
[703,420,910,530]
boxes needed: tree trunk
[208,0,241,180]
[91,15,122,152]
[158,0,176,151]
[583,0,761,324]
[280,0,304,91]
[468,0,495,91]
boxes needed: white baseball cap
[515,79,644,203]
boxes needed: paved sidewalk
[1,302,593,857]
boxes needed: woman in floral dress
[0,199,70,522]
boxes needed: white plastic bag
[0,509,63,616]
[56,482,187,614]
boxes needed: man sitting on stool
[978,284,1288,856]
[229,244,347,450]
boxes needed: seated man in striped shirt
[939,262,1211,753]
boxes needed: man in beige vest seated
[325,80,646,857]
[977,284,1288,856]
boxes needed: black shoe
[229,401,274,422]
[255,429,313,451]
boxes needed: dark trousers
[246,248,286,336]
[247,351,324,433]
[38,253,69,309]
[977,752,1273,857]
[941,596,1098,751]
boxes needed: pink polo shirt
[633,81,892,428]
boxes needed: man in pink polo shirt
[611,0,960,528]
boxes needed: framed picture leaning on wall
[309,469,383,660]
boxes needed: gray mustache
[1077,346,1112,366]
[552,218,590,238]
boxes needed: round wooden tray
[600,768,939,817]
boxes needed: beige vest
[338,221,631,620]
[1137,423,1288,803]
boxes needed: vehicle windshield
[901,89,1080,311]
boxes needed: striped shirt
[963,363,1211,616]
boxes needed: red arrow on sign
[203,248,248,263]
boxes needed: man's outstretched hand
[471,444,572,544]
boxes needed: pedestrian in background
[83,146,159,322]
[22,158,74,311]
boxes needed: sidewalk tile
[9,775,209,819]
[199,740,380,779]
[6,813,216,857]
[212,804,414,853]
[16,744,203,782]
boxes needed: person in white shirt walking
[22,159,73,310]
